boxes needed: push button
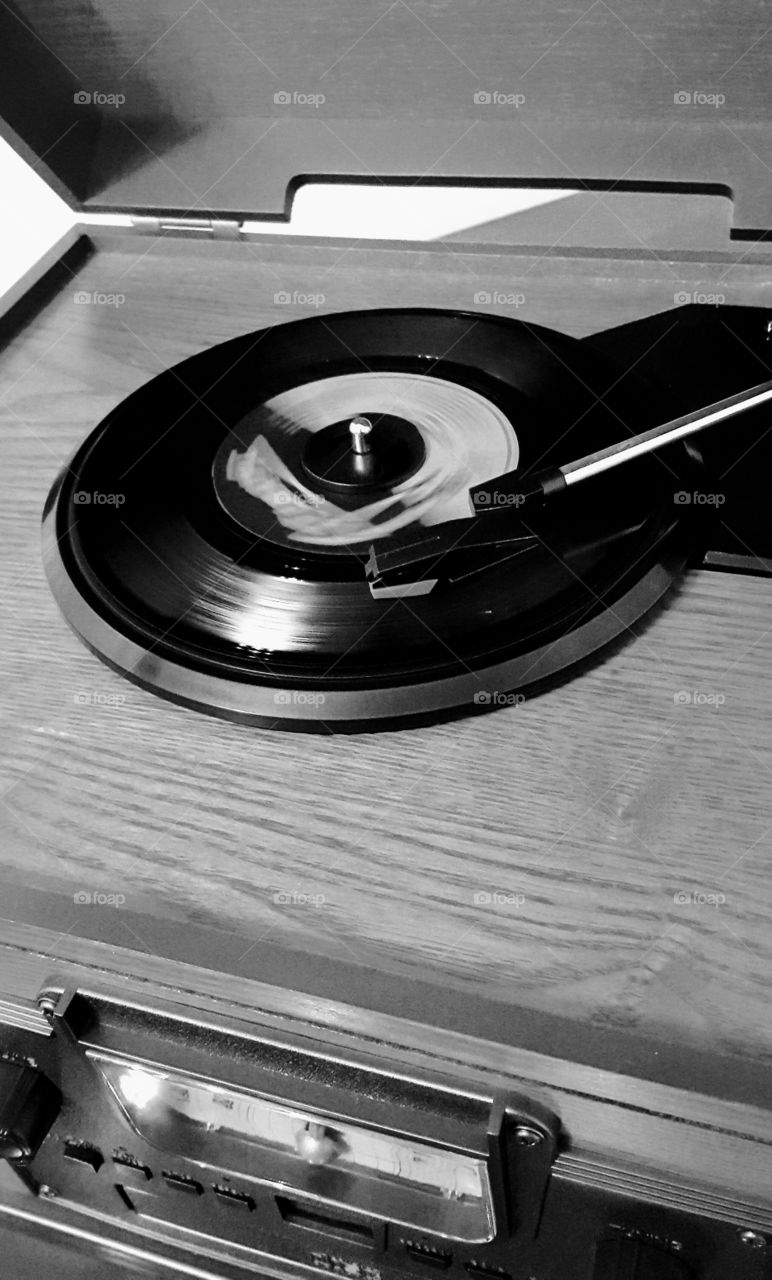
[112,1153,152,1181]
[213,1184,255,1211]
[63,1140,104,1172]
[162,1170,203,1194]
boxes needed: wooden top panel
[1,1,771,231]
[2,235,772,1069]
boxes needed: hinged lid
[1,1,770,235]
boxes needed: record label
[212,371,518,553]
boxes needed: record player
[2,3,772,1277]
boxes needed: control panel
[0,984,769,1280]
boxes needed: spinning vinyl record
[42,309,701,731]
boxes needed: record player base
[1,232,772,1068]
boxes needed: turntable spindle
[349,416,373,455]
[301,410,426,492]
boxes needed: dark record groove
[42,308,702,731]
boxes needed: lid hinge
[130,216,244,240]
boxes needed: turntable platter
[42,309,700,730]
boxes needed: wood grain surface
[2,234,772,1066]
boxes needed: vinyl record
[42,309,701,730]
